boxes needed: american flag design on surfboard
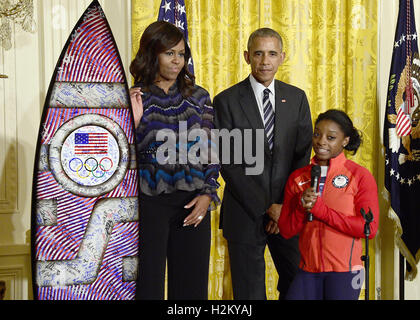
[31,0,139,300]
[56,4,125,83]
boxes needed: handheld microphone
[308,165,321,222]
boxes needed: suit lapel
[238,79,272,157]
[239,79,264,130]
[272,80,288,158]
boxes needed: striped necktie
[263,88,275,151]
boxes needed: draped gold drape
[131,0,378,300]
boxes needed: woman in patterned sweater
[129,21,219,300]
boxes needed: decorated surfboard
[31,0,138,300]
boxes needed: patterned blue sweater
[135,82,220,206]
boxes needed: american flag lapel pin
[281,98,286,103]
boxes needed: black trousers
[135,191,211,300]
[228,233,300,300]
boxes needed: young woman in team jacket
[276,109,379,300]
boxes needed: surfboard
[31,0,138,300]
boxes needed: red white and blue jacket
[278,152,379,272]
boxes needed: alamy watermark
[351,266,365,291]
[154,121,265,175]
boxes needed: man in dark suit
[213,28,313,300]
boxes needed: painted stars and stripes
[37,221,138,300]
[34,1,139,301]
[36,194,97,261]
[36,169,139,300]
[56,5,124,83]
[36,169,138,262]
[75,132,108,155]
[41,108,134,145]
[263,88,275,151]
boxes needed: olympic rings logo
[69,157,114,179]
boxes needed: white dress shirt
[249,74,276,123]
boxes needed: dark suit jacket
[213,77,313,245]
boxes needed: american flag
[384,0,420,280]
[396,101,412,137]
[158,0,194,75]
[74,132,108,155]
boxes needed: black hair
[315,109,362,155]
[247,28,283,52]
[130,21,195,97]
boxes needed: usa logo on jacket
[332,175,349,188]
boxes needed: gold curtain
[131,0,378,300]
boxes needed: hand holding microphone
[301,165,321,221]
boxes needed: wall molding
[0,244,31,300]
[0,264,24,300]
[0,244,30,257]
[0,23,19,215]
